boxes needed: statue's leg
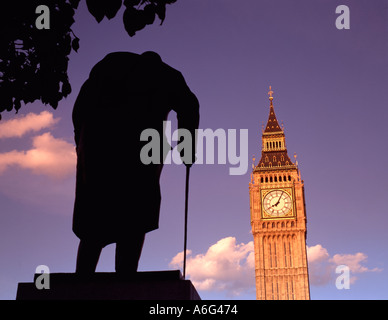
[75,240,103,275]
[115,233,145,274]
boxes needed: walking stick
[183,165,190,280]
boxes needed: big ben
[249,87,310,300]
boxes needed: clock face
[263,190,292,217]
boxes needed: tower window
[273,243,277,268]
[279,141,282,148]
[261,177,264,183]
[284,242,288,267]
[274,176,277,182]
[270,176,273,182]
[279,176,282,182]
[288,175,291,181]
[265,177,268,183]
[273,156,276,162]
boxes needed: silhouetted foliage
[0,0,177,119]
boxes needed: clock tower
[249,87,310,300]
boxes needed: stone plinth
[16,270,201,300]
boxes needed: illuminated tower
[249,87,310,300]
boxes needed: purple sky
[1,0,388,299]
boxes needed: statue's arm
[171,72,200,165]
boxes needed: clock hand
[272,191,284,207]
[272,202,279,207]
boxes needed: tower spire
[264,86,282,133]
[256,87,296,169]
[268,85,274,104]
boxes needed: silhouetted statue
[72,51,200,275]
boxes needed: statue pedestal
[16,270,201,300]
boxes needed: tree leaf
[155,2,166,25]
[123,0,141,7]
[14,99,21,113]
[105,0,123,19]
[123,7,147,37]
[69,0,81,9]
[144,4,156,25]
[86,0,105,23]
[72,37,80,52]
[61,79,72,97]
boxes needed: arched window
[270,176,273,182]
[274,176,277,182]
[265,177,268,183]
[279,141,282,148]
[279,176,282,182]
[260,177,264,183]
[273,156,276,162]
[288,175,291,181]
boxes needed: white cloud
[169,238,382,296]
[0,111,59,138]
[0,111,75,213]
[307,244,333,286]
[169,237,255,296]
[307,244,382,286]
[0,132,76,179]
[307,244,330,263]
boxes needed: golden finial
[268,86,274,102]
[294,153,298,166]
